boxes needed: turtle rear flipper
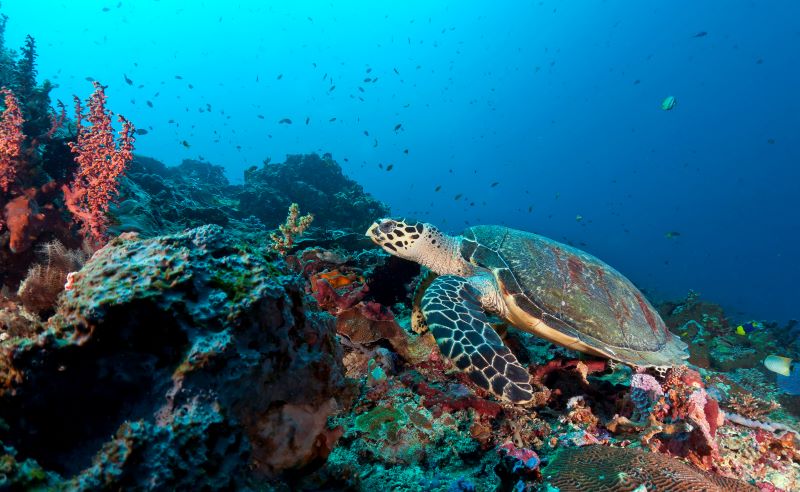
[421,275,534,404]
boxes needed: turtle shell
[461,225,688,367]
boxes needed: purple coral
[631,373,664,417]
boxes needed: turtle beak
[366,222,382,245]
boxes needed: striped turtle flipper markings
[421,275,534,404]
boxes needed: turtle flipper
[421,275,534,404]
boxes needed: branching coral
[270,202,313,255]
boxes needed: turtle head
[367,218,473,276]
[366,218,440,262]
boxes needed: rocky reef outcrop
[0,225,353,489]
[110,153,389,238]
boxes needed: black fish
[305,116,310,125]
[393,68,399,74]
[277,74,283,80]
[146,101,153,107]
[435,185,441,192]
[181,140,190,148]
[403,149,409,154]
[363,130,369,136]
[124,74,133,85]
[490,182,499,187]
[366,68,372,73]
[394,123,402,131]
[692,31,707,38]
[329,117,336,122]
[454,194,462,200]
[135,128,148,135]
[175,75,183,79]
[257,115,265,119]
[386,164,394,171]
[279,118,292,124]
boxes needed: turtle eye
[379,220,396,234]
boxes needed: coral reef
[0,226,353,489]
[0,10,796,490]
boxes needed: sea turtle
[366,218,688,404]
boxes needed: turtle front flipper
[421,275,534,404]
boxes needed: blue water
[4,1,797,324]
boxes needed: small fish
[633,79,640,85]
[454,194,462,200]
[124,74,133,85]
[366,67,372,74]
[664,231,681,239]
[435,185,441,192]
[403,149,409,154]
[175,75,183,79]
[181,140,191,148]
[378,163,383,169]
[305,116,310,125]
[85,76,95,82]
[146,100,153,107]
[364,77,372,82]
[277,74,283,80]
[661,95,676,111]
[393,68,399,74]
[102,7,110,12]
[279,118,292,124]
[329,85,336,92]
[394,123,402,131]
[575,215,583,222]
[767,138,775,144]
[188,84,194,89]
[135,128,148,135]
[692,31,708,38]
[257,115,264,119]
[358,87,365,92]
[490,182,499,187]
[329,117,337,122]
[363,130,369,136]
[386,164,394,171]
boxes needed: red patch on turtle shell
[634,291,663,337]
[566,255,589,293]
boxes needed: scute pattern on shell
[462,225,688,366]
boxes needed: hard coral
[0,225,352,487]
[542,445,757,491]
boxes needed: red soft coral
[63,82,134,247]
[0,87,24,194]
